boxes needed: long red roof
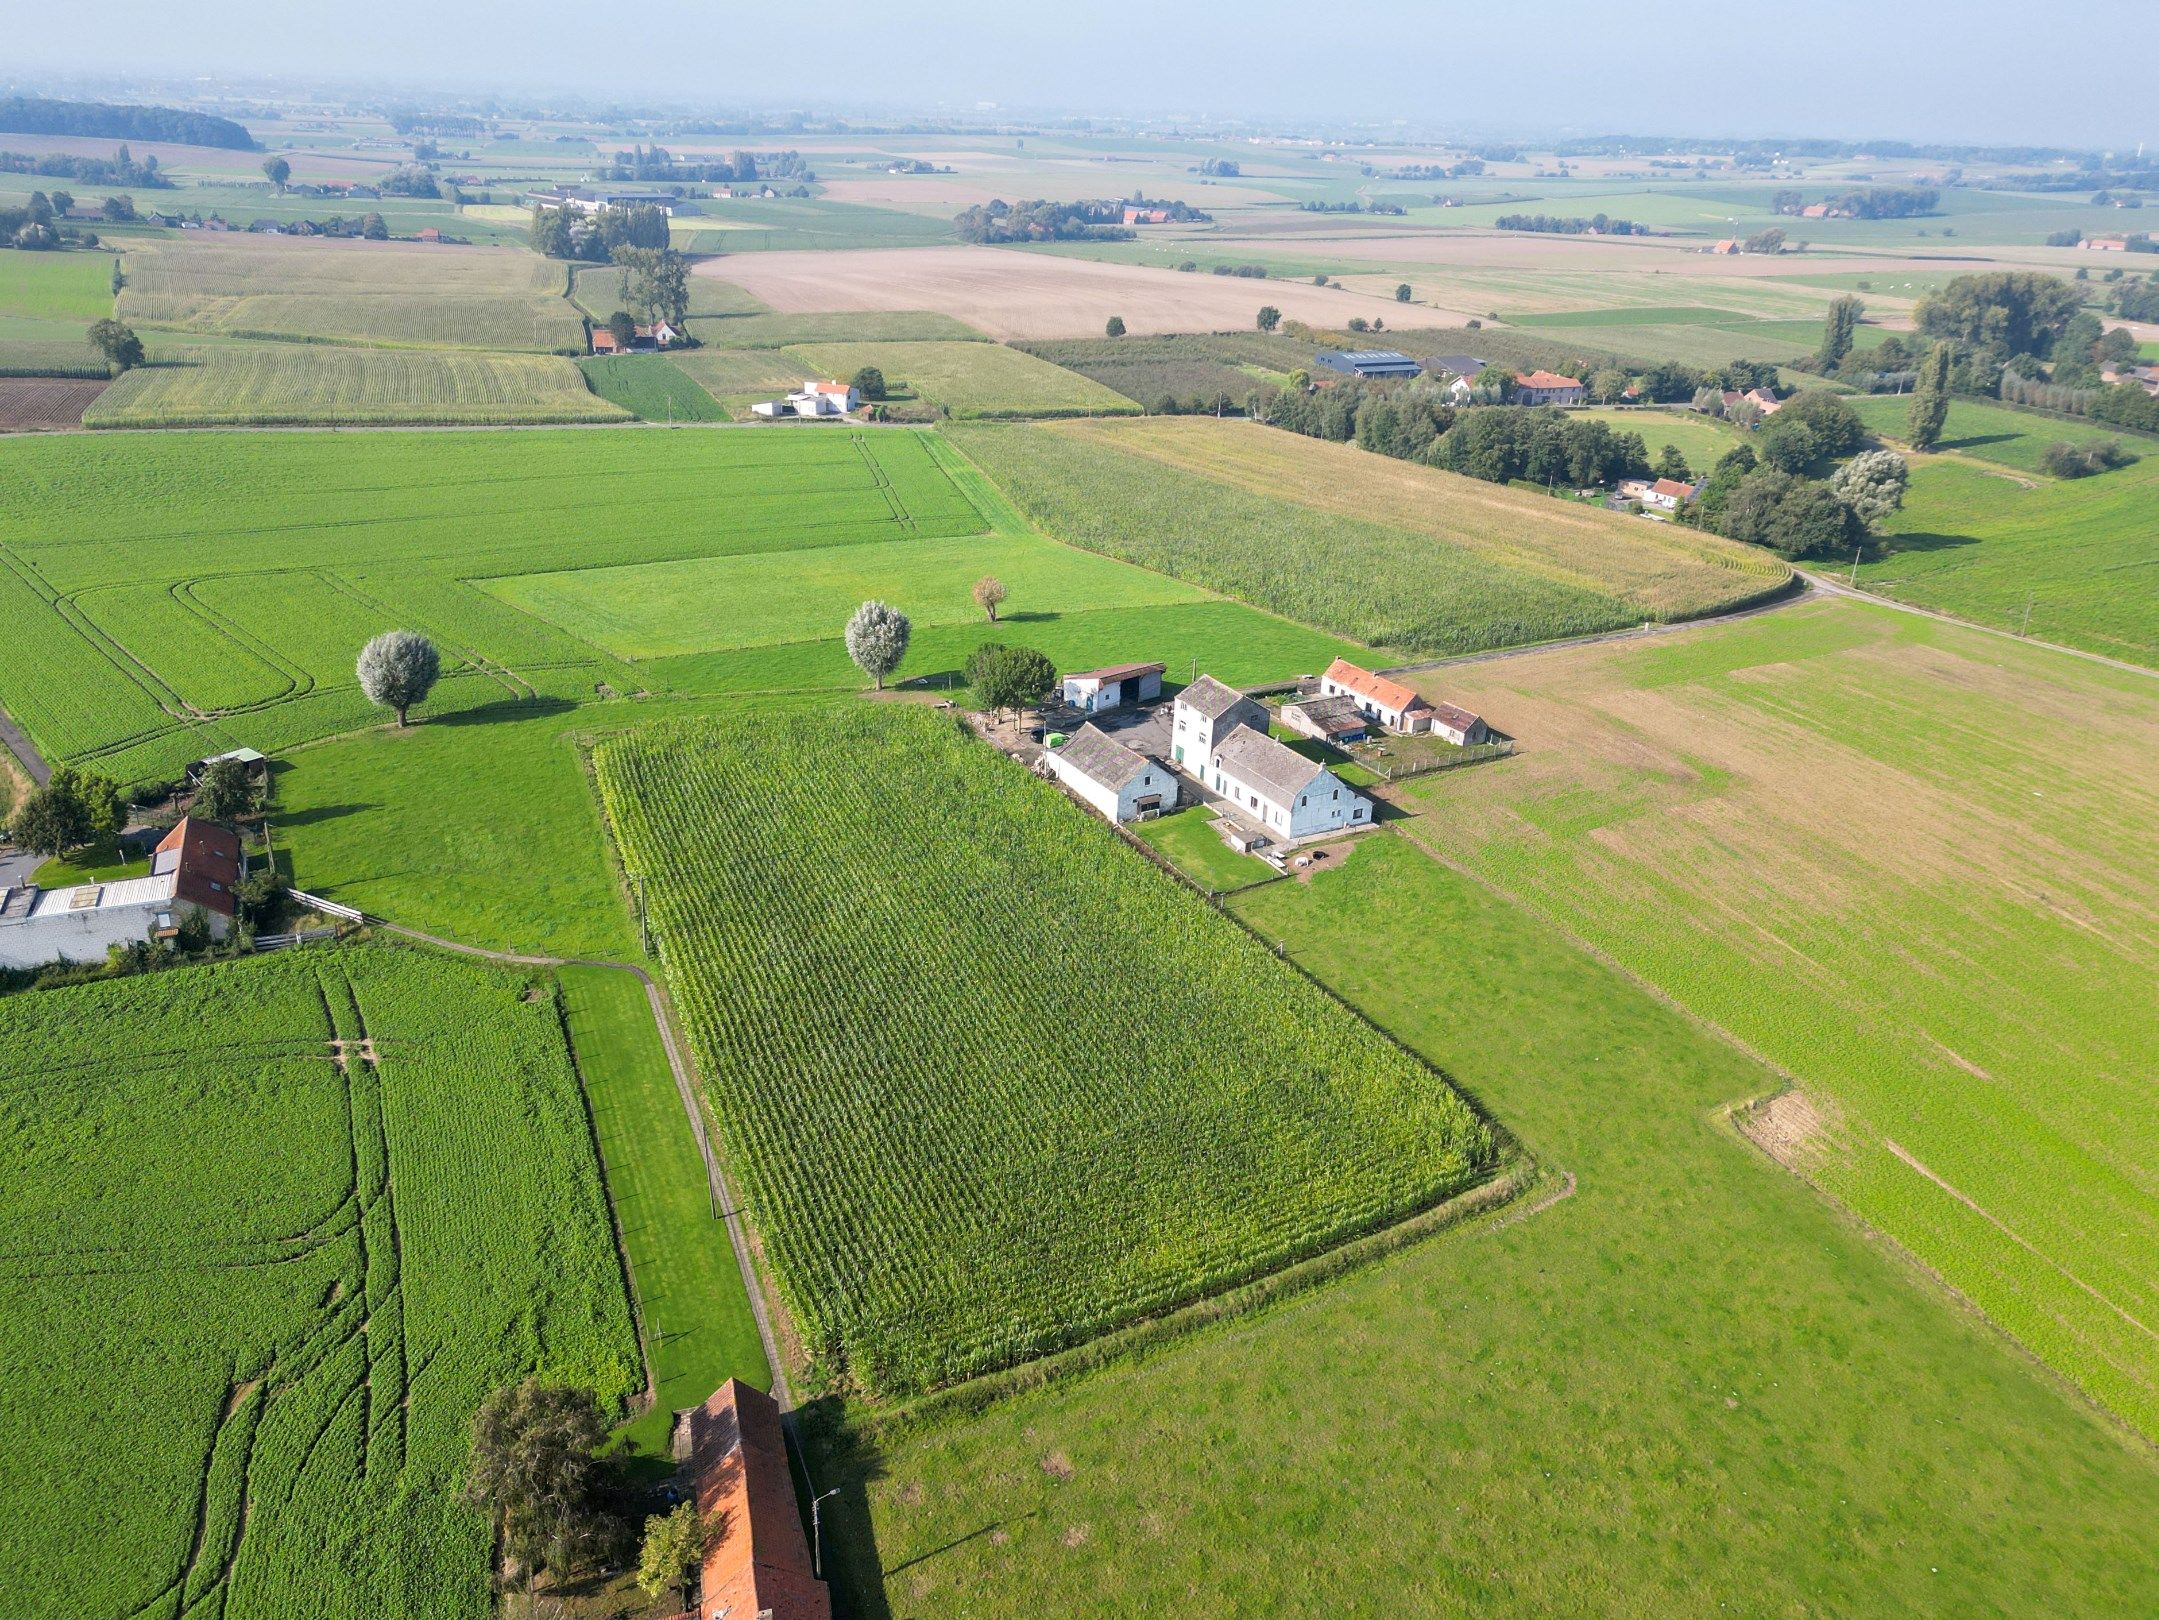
[690,1381,831,1620]
[1324,658,1427,715]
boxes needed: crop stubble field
[594,706,1495,1398]
[0,947,639,1620]
[1397,598,2159,1437]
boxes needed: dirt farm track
[695,245,1422,340]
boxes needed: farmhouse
[1315,349,1425,380]
[1205,727,1371,841]
[1720,386,1781,415]
[686,1380,832,1620]
[0,818,240,970]
[1279,693,1369,744]
[2084,235,2128,251]
[1061,661,1163,713]
[1170,674,1268,768]
[1425,354,1489,401]
[1618,476,1700,512]
[1044,725,1177,823]
[1319,658,1435,734]
[1512,369,1587,406]
[751,379,859,418]
[1123,206,1172,225]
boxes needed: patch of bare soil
[0,377,108,432]
[1738,1089,1835,1173]
[1289,837,1364,883]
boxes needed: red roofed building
[1123,206,1171,225]
[154,818,242,921]
[687,1380,831,1620]
[1320,658,1436,735]
[1512,369,1586,406]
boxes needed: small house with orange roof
[1512,369,1586,406]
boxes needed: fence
[1354,738,1516,782]
[285,888,366,924]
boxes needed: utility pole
[633,874,650,955]
[810,1487,840,1579]
[1850,544,1862,587]
[2021,594,2034,636]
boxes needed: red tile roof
[155,817,240,918]
[1650,477,1695,499]
[1514,370,1583,391]
[1066,661,1164,684]
[1324,658,1427,716]
[690,1381,831,1620]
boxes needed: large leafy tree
[1816,295,1863,369]
[611,245,689,326]
[1914,271,2080,359]
[1831,448,1910,529]
[844,600,911,690]
[976,645,1058,726]
[461,1381,614,1609]
[86,318,144,372]
[192,756,258,821]
[357,630,442,727]
[636,1504,706,1613]
[11,765,124,858]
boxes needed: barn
[1060,661,1164,714]
[1044,725,1177,823]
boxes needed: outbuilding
[1424,699,1490,747]
[1205,728,1370,842]
[1315,349,1424,380]
[1279,693,1369,744]
[0,817,240,970]
[1169,674,1268,769]
[1060,661,1163,714]
[1319,658,1435,735]
[1044,725,1177,823]
[687,1380,831,1620]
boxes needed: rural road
[352,914,798,1415]
[0,700,51,788]
[1801,569,2159,683]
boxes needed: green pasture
[0,249,115,322]
[1847,392,2146,474]
[1130,806,1276,892]
[1566,405,1739,473]
[822,832,2159,1616]
[575,354,729,421]
[484,531,1206,658]
[781,339,1136,418]
[667,197,954,252]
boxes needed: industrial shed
[1060,661,1164,714]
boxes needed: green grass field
[575,354,729,421]
[0,946,639,1620]
[0,248,115,322]
[1396,596,2159,1438]
[1847,392,2148,474]
[946,417,1789,656]
[1129,805,1277,892]
[484,531,1206,658]
[782,340,1137,419]
[819,831,2159,1616]
[84,344,626,427]
[666,196,955,253]
[561,965,770,1460]
[1858,452,2159,662]
[1567,405,1741,474]
[118,234,585,352]
[595,706,1494,1398]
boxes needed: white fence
[285,888,366,924]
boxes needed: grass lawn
[575,355,729,422]
[31,837,148,887]
[0,248,114,322]
[781,340,1136,419]
[1567,405,1741,476]
[483,532,1207,659]
[561,965,771,1463]
[1129,805,1276,893]
[1395,596,2159,1438]
[1858,452,2159,663]
[822,834,2159,1617]
[1847,393,2148,475]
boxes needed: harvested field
[1396,596,2159,1438]
[698,245,1428,339]
[781,339,1135,419]
[0,376,106,431]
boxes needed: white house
[1319,659,1435,735]
[1616,476,1699,513]
[1205,728,1371,842]
[752,378,858,418]
[1169,675,1267,770]
[1044,725,1177,823]
[1060,662,1163,714]
[0,818,239,970]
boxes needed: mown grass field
[594,706,1495,1398]
[485,531,1206,658]
[824,833,2159,1617]
[1396,596,2159,1438]
[0,247,115,322]
[0,426,980,784]
[83,344,624,427]
[117,234,586,352]
[575,354,729,421]
[783,339,1137,419]
[0,947,639,1620]
[1847,392,2148,474]
[1567,405,1741,474]
[1130,805,1277,892]
[1859,452,2159,663]
[946,416,1789,656]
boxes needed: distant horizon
[3,0,2148,153]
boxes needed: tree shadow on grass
[1877,529,1982,557]
[430,695,578,730]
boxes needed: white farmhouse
[1043,725,1177,823]
[1205,728,1371,842]
[1319,658,1436,735]
[0,818,240,970]
[1060,661,1163,714]
[1169,674,1267,770]
[750,379,859,419]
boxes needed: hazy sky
[13,0,2150,150]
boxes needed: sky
[11,0,2150,151]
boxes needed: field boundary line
[1882,1137,2159,1347]
[0,697,51,785]
[1803,569,2159,683]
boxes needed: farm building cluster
[752,379,861,418]
[1037,656,1490,861]
[0,818,242,970]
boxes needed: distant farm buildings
[0,818,240,970]
[751,379,860,418]
[1616,475,1701,513]
[1123,206,1172,225]
[685,1380,831,1620]
[1315,349,1425,380]
[1044,724,1178,823]
[590,320,680,355]
[1060,661,1163,714]
[527,186,679,215]
[1511,369,1587,406]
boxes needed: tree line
[599,144,814,183]
[954,199,1136,244]
[1494,213,1646,235]
[0,143,171,188]
[529,202,671,260]
[0,96,253,151]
